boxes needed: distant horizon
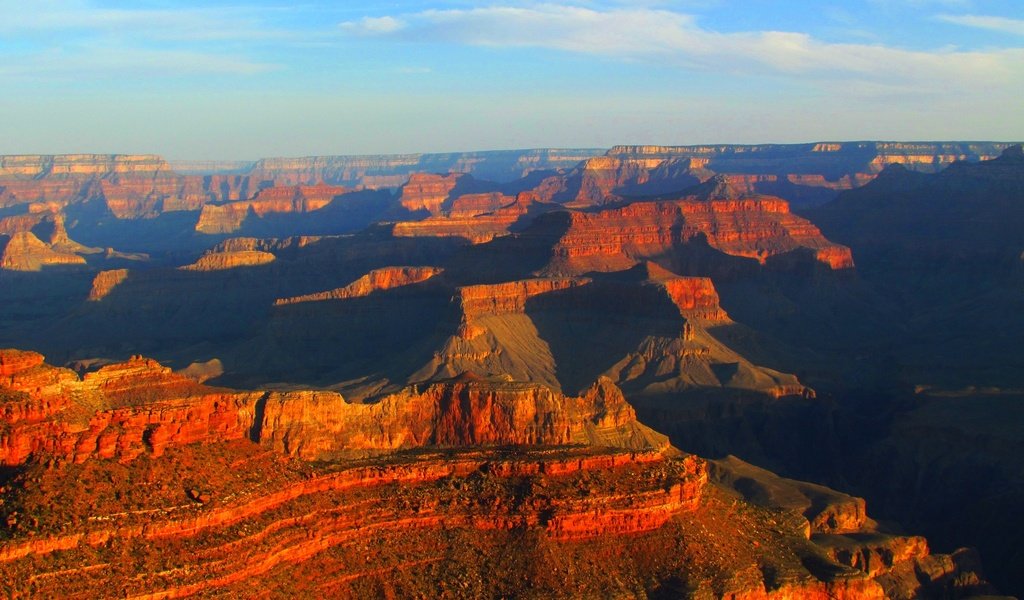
[1,139,1022,164]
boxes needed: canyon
[0,142,1021,598]
[0,350,1000,598]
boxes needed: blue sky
[1,0,1021,159]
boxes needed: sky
[0,0,1022,159]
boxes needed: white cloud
[340,4,1024,93]
[937,14,1024,36]
[0,1,294,79]
[0,2,294,41]
[342,16,405,35]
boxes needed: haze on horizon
[1,0,1022,161]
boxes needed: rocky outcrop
[638,261,728,322]
[246,148,603,187]
[0,351,663,465]
[536,196,853,276]
[557,142,1012,208]
[0,349,45,377]
[194,184,348,234]
[397,172,462,214]
[180,250,276,271]
[0,231,87,271]
[0,352,259,465]
[0,349,1001,598]
[392,191,546,243]
[446,191,514,217]
[259,375,668,460]
[275,266,444,305]
[87,269,130,301]
[456,278,591,321]
[0,154,171,179]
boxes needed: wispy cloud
[937,14,1024,36]
[0,1,300,41]
[340,4,1024,94]
[343,16,406,35]
[0,1,300,79]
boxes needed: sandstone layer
[0,350,999,599]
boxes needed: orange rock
[275,266,443,305]
[87,269,130,301]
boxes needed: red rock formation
[0,231,87,271]
[87,269,130,301]
[0,154,170,179]
[0,349,45,377]
[539,197,853,275]
[556,143,1011,208]
[0,349,1000,598]
[397,172,462,214]
[275,266,443,305]
[258,375,667,460]
[0,353,258,465]
[179,250,276,271]
[640,262,729,322]
[0,351,662,465]
[446,192,513,217]
[456,278,591,320]
[392,191,544,243]
[195,185,347,234]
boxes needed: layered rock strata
[0,349,1000,598]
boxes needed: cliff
[535,195,853,276]
[194,184,348,234]
[0,350,662,465]
[180,249,276,271]
[275,266,444,305]
[392,191,547,243]
[246,148,604,187]
[557,142,1013,208]
[412,269,810,400]
[0,352,259,465]
[258,375,668,460]
[87,269,130,301]
[397,172,463,214]
[0,231,87,271]
[0,349,1000,598]
[0,154,171,179]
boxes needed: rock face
[0,231,87,271]
[194,184,348,234]
[407,266,812,401]
[87,269,130,301]
[0,154,171,179]
[258,375,667,460]
[392,191,547,243]
[275,266,444,305]
[456,278,591,321]
[397,172,463,214]
[554,142,1011,208]
[535,195,853,276]
[0,351,259,465]
[245,148,604,187]
[1,142,1021,598]
[180,249,276,271]
[808,145,1024,385]
[0,349,1000,599]
[0,350,662,465]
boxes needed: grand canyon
[0,141,1021,598]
